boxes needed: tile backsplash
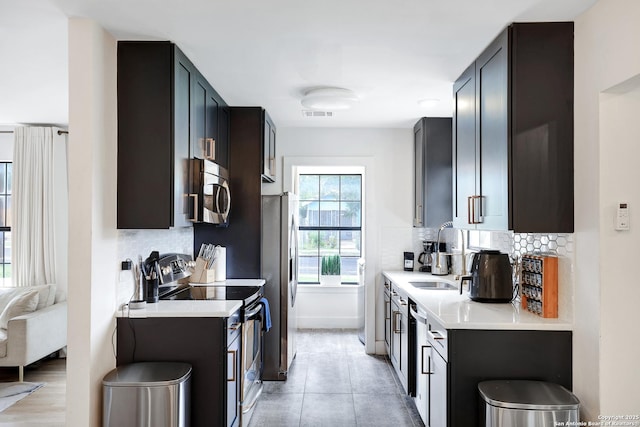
[116,228,194,304]
[411,227,574,322]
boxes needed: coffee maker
[418,241,446,272]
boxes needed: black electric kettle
[460,250,513,303]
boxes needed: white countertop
[116,279,264,319]
[383,270,572,331]
[117,300,242,318]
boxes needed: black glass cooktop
[160,284,263,305]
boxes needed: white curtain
[12,126,57,287]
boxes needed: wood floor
[0,357,66,426]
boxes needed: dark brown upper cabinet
[262,111,277,182]
[226,107,277,183]
[452,22,574,233]
[192,72,229,169]
[413,117,452,228]
[117,41,229,229]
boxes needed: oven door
[240,302,264,424]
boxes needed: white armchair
[0,285,67,381]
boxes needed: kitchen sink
[409,281,457,290]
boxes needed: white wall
[0,131,13,160]
[575,0,640,418]
[268,127,414,353]
[67,18,118,426]
[297,285,361,328]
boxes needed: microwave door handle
[222,182,231,221]
[214,185,222,214]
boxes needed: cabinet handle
[393,311,402,333]
[269,156,276,176]
[228,322,241,331]
[385,301,390,320]
[205,138,216,161]
[400,299,407,306]
[188,193,198,222]
[415,204,422,224]
[467,196,473,224]
[421,345,434,375]
[227,349,237,382]
[428,330,445,341]
[469,195,483,224]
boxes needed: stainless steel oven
[160,281,265,426]
[241,297,264,426]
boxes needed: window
[0,162,11,280]
[298,174,362,284]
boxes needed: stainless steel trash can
[479,380,580,427]
[103,362,192,427]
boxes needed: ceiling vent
[302,110,334,118]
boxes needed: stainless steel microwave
[189,159,231,225]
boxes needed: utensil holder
[145,277,159,303]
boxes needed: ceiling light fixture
[301,87,358,111]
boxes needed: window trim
[297,173,363,285]
[0,161,12,279]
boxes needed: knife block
[191,257,216,284]
[520,254,558,318]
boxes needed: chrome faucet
[432,221,453,275]
[434,221,467,278]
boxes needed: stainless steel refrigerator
[262,192,298,380]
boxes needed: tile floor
[248,329,424,427]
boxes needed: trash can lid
[478,380,580,411]
[103,362,192,387]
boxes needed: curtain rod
[0,130,68,135]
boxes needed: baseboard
[297,316,359,329]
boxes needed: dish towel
[259,297,272,332]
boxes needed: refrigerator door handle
[290,213,299,307]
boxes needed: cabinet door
[262,112,276,182]
[391,299,400,369]
[414,321,429,425]
[452,63,477,229]
[217,105,230,169]
[227,334,240,427]
[173,48,195,227]
[204,91,219,162]
[475,29,509,231]
[399,310,409,385]
[192,75,220,163]
[429,348,447,427]
[414,120,425,227]
[384,288,391,355]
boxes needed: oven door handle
[245,304,263,321]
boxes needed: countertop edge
[115,300,243,319]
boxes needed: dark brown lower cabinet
[116,314,241,427]
[444,329,572,426]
